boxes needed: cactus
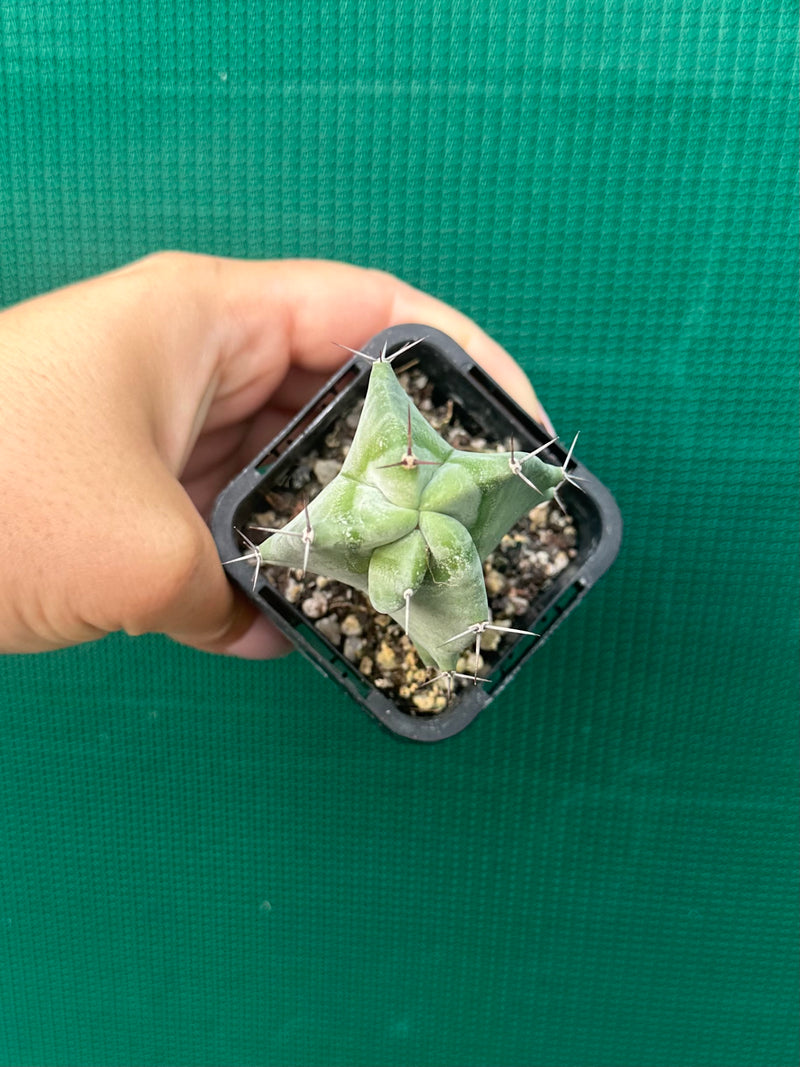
[234,343,574,676]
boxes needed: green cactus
[244,348,571,675]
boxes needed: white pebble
[302,591,328,619]
[315,615,341,645]
[313,458,341,486]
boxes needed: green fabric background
[1,2,797,1065]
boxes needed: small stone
[447,430,472,449]
[253,510,278,528]
[313,458,341,486]
[359,656,373,676]
[301,591,328,619]
[340,613,363,636]
[286,464,311,490]
[528,501,549,524]
[375,641,398,671]
[550,509,568,529]
[315,615,341,645]
[343,636,365,662]
[484,568,507,596]
[457,650,485,675]
[552,550,570,572]
[283,577,304,604]
[507,594,530,616]
[430,399,453,429]
[412,689,448,713]
[478,627,503,652]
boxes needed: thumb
[162,531,291,659]
[95,466,291,659]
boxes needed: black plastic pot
[211,324,622,741]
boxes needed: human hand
[0,253,553,657]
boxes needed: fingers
[80,467,290,658]
[112,252,551,438]
[216,613,293,660]
[195,256,552,429]
[169,589,293,659]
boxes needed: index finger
[213,257,551,427]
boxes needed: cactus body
[258,360,565,671]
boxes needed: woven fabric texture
[1,2,797,1066]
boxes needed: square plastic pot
[211,324,622,741]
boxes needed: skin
[0,252,552,658]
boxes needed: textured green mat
[1,3,797,1066]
